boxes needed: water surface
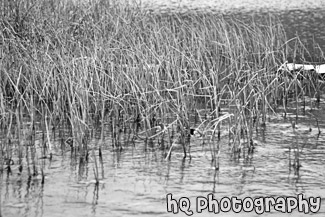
[142,0,325,61]
[1,101,325,216]
[2,1,325,216]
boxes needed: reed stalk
[0,0,323,178]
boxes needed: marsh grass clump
[0,0,324,172]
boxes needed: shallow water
[2,2,325,216]
[1,100,325,217]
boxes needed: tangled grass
[0,0,324,177]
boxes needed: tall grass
[0,0,323,174]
